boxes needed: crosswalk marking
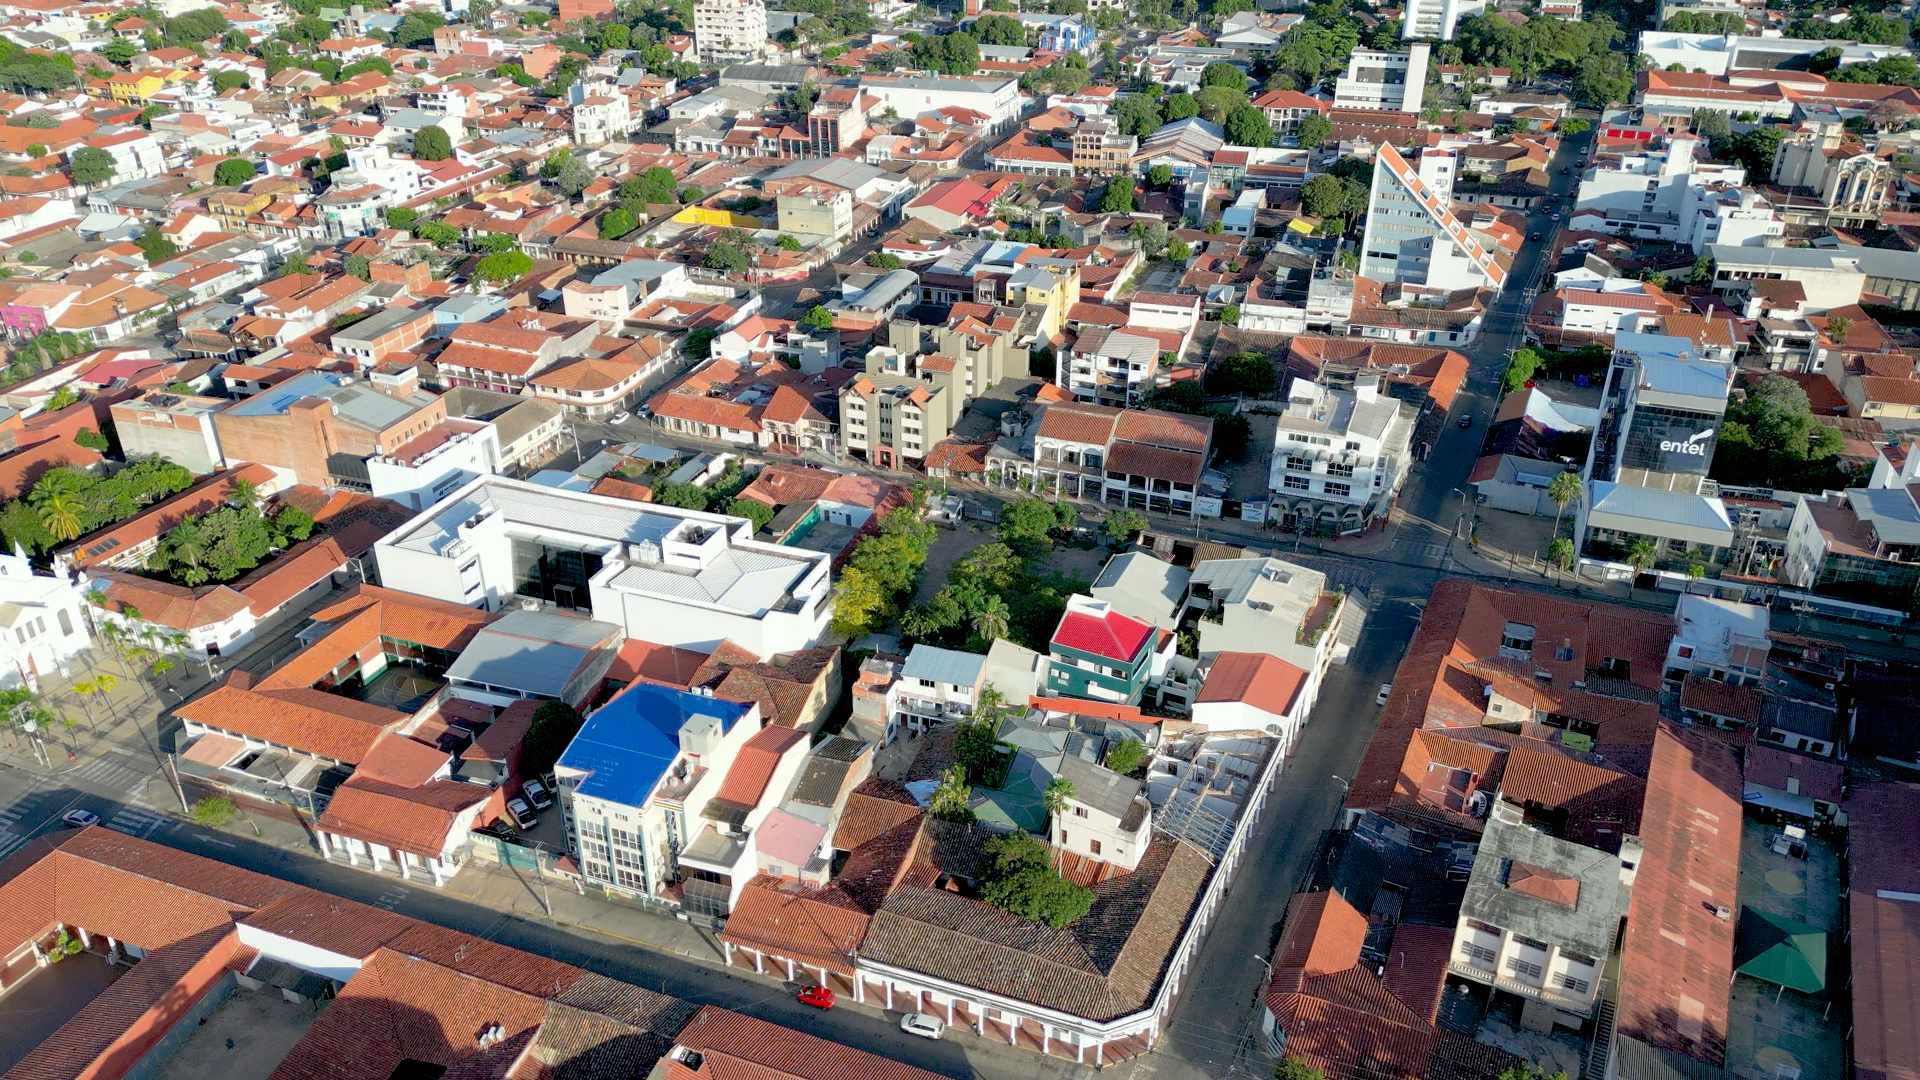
[0,829,25,861]
[67,755,155,796]
[107,805,167,839]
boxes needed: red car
[796,985,835,1010]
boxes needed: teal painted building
[1045,596,1155,705]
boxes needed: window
[1558,973,1591,995]
[1323,482,1351,497]
[1676,645,1694,659]
[1074,806,1087,817]
[1500,621,1535,658]
[1597,656,1632,679]
[1461,942,1497,966]
[1284,475,1309,492]
[1507,957,1544,980]
[1328,461,1354,478]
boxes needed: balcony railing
[1448,957,1594,1014]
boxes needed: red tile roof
[666,1005,949,1080]
[1845,781,1920,1080]
[1196,651,1307,719]
[714,725,808,807]
[1616,724,1742,1067]
[1052,604,1152,663]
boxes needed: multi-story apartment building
[1783,446,1920,611]
[1061,326,1161,407]
[373,475,833,660]
[693,0,768,64]
[1572,136,1750,244]
[212,370,446,489]
[1449,807,1623,1027]
[890,644,985,741]
[1401,0,1484,40]
[1001,403,1217,518]
[840,319,1026,467]
[1070,115,1136,176]
[1359,144,1507,291]
[1268,374,1415,535]
[1576,331,1736,568]
[1332,43,1430,112]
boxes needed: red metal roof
[1052,605,1152,663]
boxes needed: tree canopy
[979,832,1094,928]
[1712,375,1848,491]
[474,249,533,283]
[412,125,452,161]
[213,157,254,186]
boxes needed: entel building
[373,475,832,661]
[1575,331,1736,568]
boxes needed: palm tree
[928,765,973,822]
[1547,471,1581,536]
[1626,539,1658,575]
[1548,538,1575,577]
[1044,777,1075,821]
[971,595,1011,643]
[35,491,82,541]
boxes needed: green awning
[1734,906,1827,994]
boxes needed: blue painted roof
[557,684,751,808]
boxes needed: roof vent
[475,1023,503,1047]
[1712,904,1732,921]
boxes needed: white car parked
[899,1013,945,1040]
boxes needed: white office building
[1332,43,1430,113]
[1268,374,1415,534]
[1572,136,1750,243]
[858,74,1023,130]
[1359,143,1507,291]
[1575,332,1736,566]
[694,0,769,64]
[373,475,833,660]
[1402,0,1485,41]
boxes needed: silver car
[899,1013,945,1040]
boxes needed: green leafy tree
[521,701,583,775]
[412,125,453,161]
[623,165,679,204]
[414,220,459,248]
[1224,104,1273,147]
[1300,173,1349,219]
[213,157,254,186]
[1200,61,1248,93]
[974,13,1026,45]
[1274,1058,1327,1080]
[344,254,371,281]
[829,564,889,636]
[1296,113,1332,149]
[1147,164,1173,188]
[1166,236,1192,262]
[1104,508,1147,545]
[866,251,903,269]
[727,496,775,533]
[774,233,801,251]
[68,146,114,186]
[1104,737,1149,777]
[980,832,1094,928]
[212,69,249,92]
[1504,346,1543,393]
[134,230,178,264]
[798,305,835,331]
[599,207,637,239]
[1097,176,1135,213]
[1219,302,1240,325]
[1204,351,1276,397]
[385,206,419,230]
[1162,91,1199,121]
[474,249,532,283]
[703,239,751,274]
[999,497,1069,550]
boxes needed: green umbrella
[1733,906,1827,995]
